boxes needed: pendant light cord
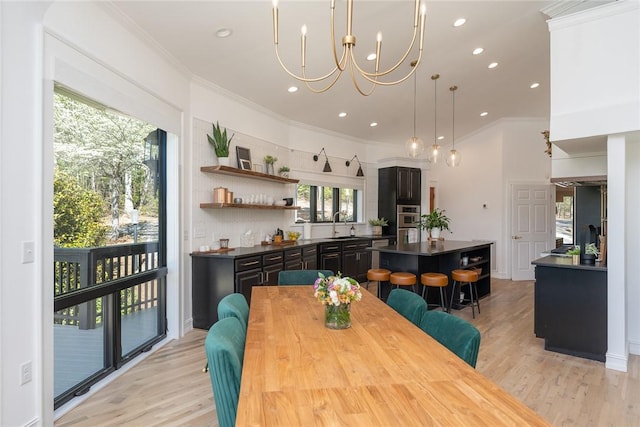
[413,72,417,137]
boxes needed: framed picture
[240,159,252,170]
[236,146,252,170]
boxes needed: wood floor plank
[56,279,640,426]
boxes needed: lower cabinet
[341,239,371,283]
[319,242,342,274]
[191,240,375,330]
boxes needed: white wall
[549,1,640,141]
[431,118,550,278]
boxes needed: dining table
[236,285,551,426]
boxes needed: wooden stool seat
[390,272,417,293]
[366,268,391,299]
[451,269,479,283]
[367,269,391,281]
[420,273,449,312]
[450,269,480,318]
[421,273,448,287]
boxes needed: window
[295,184,360,223]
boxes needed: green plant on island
[207,121,234,157]
[566,246,580,256]
[585,243,599,255]
[368,218,389,227]
[418,208,451,231]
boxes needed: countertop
[532,255,607,271]
[190,235,395,258]
[367,240,493,256]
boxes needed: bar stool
[420,272,449,312]
[366,268,391,298]
[449,269,480,318]
[389,272,417,294]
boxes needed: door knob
[512,235,522,239]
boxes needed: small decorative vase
[217,156,230,167]
[372,225,382,236]
[324,303,351,329]
[266,163,275,175]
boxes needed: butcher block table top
[236,285,550,426]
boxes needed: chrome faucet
[332,211,341,237]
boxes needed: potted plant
[264,155,278,175]
[278,165,290,178]
[207,121,234,166]
[566,246,580,264]
[583,243,599,265]
[418,208,451,239]
[368,218,388,236]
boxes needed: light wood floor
[56,279,640,426]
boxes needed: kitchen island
[532,255,607,361]
[368,240,493,307]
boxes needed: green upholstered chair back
[217,293,249,333]
[418,310,481,368]
[205,317,246,427]
[277,269,334,285]
[387,288,428,326]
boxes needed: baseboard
[628,338,640,355]
[605,351,628,372]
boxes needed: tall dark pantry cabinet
[378,166,422,241]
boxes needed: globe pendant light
[427,74,440,164]
[446,85,461,167]
[406,61,424,158]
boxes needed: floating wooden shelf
[200,202,300,210]
[200,165,299,184]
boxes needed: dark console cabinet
[379,166,421,206]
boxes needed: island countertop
[531,255,607,271]
[368,239,493,256]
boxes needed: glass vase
[324,303,351,329]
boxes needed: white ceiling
[106,1,594,149]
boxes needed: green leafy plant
[207,121,234,157]
[278,166,290,173]
[418,208,451,231]
[566,246,580,256]
[368,218,389,226]
[585,243,599,255]
[264,155,278,164]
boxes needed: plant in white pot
[278,165,290,178]
[207,121,234,166]
[368,218,388,236]
[418,208,451,239]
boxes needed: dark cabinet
[397,167,421,204]
[235,268,263,304]
[302,246,318,269]
[341,239,371,283]
[319,242,342,274]
[284,248,303,270]
[262,252,284,285]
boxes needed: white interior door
[511,184,553,280]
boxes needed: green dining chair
[277,269,334,285]
[217,293,249,333]
[386,288,428,326]
[418,310,481,368]
[205,316,246,427]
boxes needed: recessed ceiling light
[488,62,498,69]
[480,112,488,117]
[437,135,444,140]
[215,28,232,38]
[288,86,298,93]
[472,47,484,55]
[338,112,347,118]
[367,53,377,61]
[530,82,540,89]
[370,122,378,127]
[453,18,466,27]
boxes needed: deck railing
[54,242,160,329]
